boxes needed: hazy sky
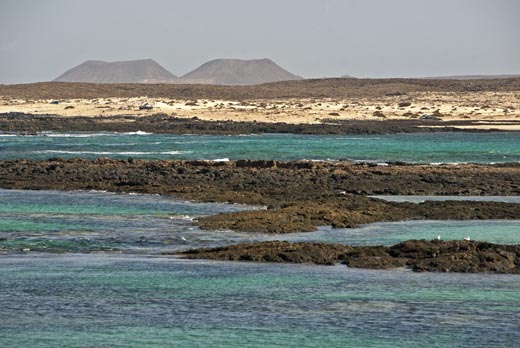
[1,0,519,83]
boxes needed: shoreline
[2,112,520,135]
[1,79,519,129]
[2,92,519,274]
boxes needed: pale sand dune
[1,91,519,125]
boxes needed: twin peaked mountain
[54,58,302,85]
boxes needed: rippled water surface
[0,189,262,253]
[2,189,520,253]
[1,189,520,347]
[1,131,520,163]
[1,255,519,348]
[281,220,520,246]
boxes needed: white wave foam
[168,215,193,221]
[39,131,152,137]
[159,151,190,155]
[41,132,111,138]
[120,131,152,135]
[34,150,191,155]
[305,159,339,162]
[351,159,474,165]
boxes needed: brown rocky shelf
[1,113,518,135]
[173,240,520,273]
[1,158,519,234]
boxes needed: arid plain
[1,78,520,130]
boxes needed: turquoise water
[0,255,519,348]
[281,220,520,246]
[2,189,520,254]
[0,189,262,253]
[1,131,520,163]
[2,130,520,347]
[1,187,520,347]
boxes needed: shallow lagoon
[2,189,520,253]
[1,185,519,347]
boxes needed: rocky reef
[0,112,513,135]
[176,240,520,273]
[1,156,519,273]
[1,158,519,233]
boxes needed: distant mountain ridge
[180,58,302,85]
[54,58,302,85]
[54,59,177,83]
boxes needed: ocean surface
[1,130,520,347]
[2,189,520,254]
[1,131,520,163]
[1,189,520,347]
[1,255,520,348]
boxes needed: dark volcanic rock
[1,113,517,135]
[175,241,352,265]
[342,246,408,269]
[0,158,519,234]
[175,240,520,273]
[391,240,520,273]
[197,200,520,234]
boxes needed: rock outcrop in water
[175,241,351,265]
[0,158,519,234]
[176,240,520,273]
[2,113,493,135]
